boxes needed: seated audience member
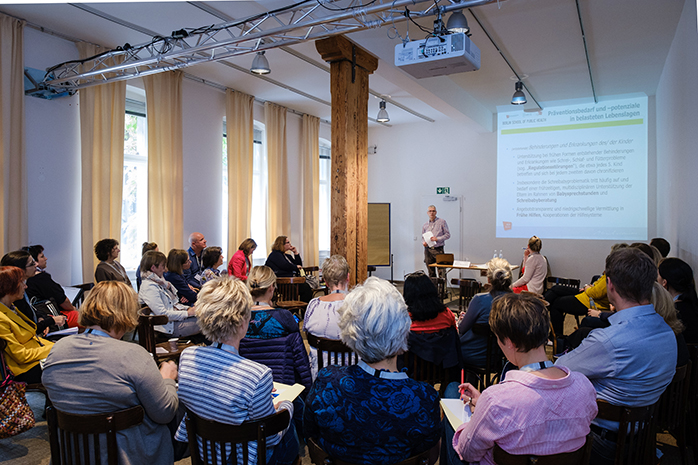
[136,241,158,290]
[175,278,299,465]
[404,271,460,374]
[448,293,597,465]
[23,245,79,328]
[265,235,312,302]
[458,258,511,367]
[631,242,662,265]
[659,257,698,343]
[545,243,628,337]
[184,232,207,289]
[304,255,350,379]
[138,251,199,338]
[651,237,671,258]
[652,282,688,366]
[228,238,256,281]
[239,266,312,392]
[1,250,66,334]
[511,236,547,294]
[163,249,197,305]
[42,281,180,465]
[0,266,54,383]
[556,247,676,465]
[200,246,225,284]
[94,238,132,287]
[304,277,442,465]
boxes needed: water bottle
[493,250,497,259]
[498,250,503,259]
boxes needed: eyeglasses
[26,260,36,268]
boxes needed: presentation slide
[496,95,647,240]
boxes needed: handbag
[0,350,35,439]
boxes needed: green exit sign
[436,187,450,194]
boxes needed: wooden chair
[307,437,433,465]
[275,277,308,316]
[656,361,691,465]
[594,399,657,465]
[136,306,193,363]
[303,266,328,296]
[450,278,481,311]
[184,407,293,465]
[462,323,503,390]
[401,350,453,397]
[306,333,359,370]
[47,404,144,465]
[545,276,581,292]
[492,433,592,465]
[69,283,95,308]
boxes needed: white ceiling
[1,0,685,129]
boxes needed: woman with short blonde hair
[42,280,180,465]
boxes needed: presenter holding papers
[422,205,450,280]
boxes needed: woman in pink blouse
[450,293,597,465]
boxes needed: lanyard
[519,360,554,373]
[85,328,112,338]
[214,342,239,355]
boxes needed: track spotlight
[446,10,469,34]
[376,100,390,122]
[511,81,526,105]
[250,51,270,75]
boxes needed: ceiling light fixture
[376,100,390,123]
[250,51,270,75]
[511,81,526,105]
[446,10,469,34]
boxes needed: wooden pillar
[316,36,377,286]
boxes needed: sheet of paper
[46,326,78,337]
[155,346,169,354]
[272,382,305,403]
[422,232,436,248]
[453,260,471,268]
[441,399,472,430]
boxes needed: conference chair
[136,306,194,363]
[274,277,308,316]
[492,433,592,465]
[462,323,504,391]
[47,404,144,465]
[184,407,296,465]
[594,399,657,465]
[69,283,94,309]
[656,361,691,465]
[450,278,481,311]
[306,333,359,370]
[546,276,582,326]
[307,437,434,465]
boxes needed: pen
[461,369,464,385]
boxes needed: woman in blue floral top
[304,277,442,465]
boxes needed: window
[319,140,331,263]
[121,95,148,270]
[222,124,267,265]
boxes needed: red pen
[461,369,464,385]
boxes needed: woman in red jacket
[228,238,256,281]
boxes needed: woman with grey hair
[304,255,350,379]
[304,277,442,465]
[174,277,299,465]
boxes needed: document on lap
[441,399,472,430]
[272,382,305,402]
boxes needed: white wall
[367,118,635,285]
[656,0,698,269]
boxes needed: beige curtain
[226,90,254,254]
[0,15,26,253]
[78,43,126,282]
[143,71,183,254]
[301,115,320,267]
[265,102,290,252]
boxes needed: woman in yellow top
[545,274,609,337]
[0,266,53,383]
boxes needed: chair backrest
[595,399,657,465]
[402,351,450,397]
[184,407,291,465]
[545,277,581,292]
[34,299,65,330]
[656,361,691,432]
[136,306,169,359]
[492,433,592,465]
[307,437,431,465]
[47,404,144,465]
[451,278,481,311]
[435,254,454,265]
[306,333,359,370]
[275,277,306,302]
[70,283,95,309]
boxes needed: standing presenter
[422,205,450,280]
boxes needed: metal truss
[42,0,493,92]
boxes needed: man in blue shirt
[556,247,676,464]
[183,232,206,289]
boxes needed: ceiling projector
[394,32,480,79]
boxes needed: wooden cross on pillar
[316,36,378,286]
